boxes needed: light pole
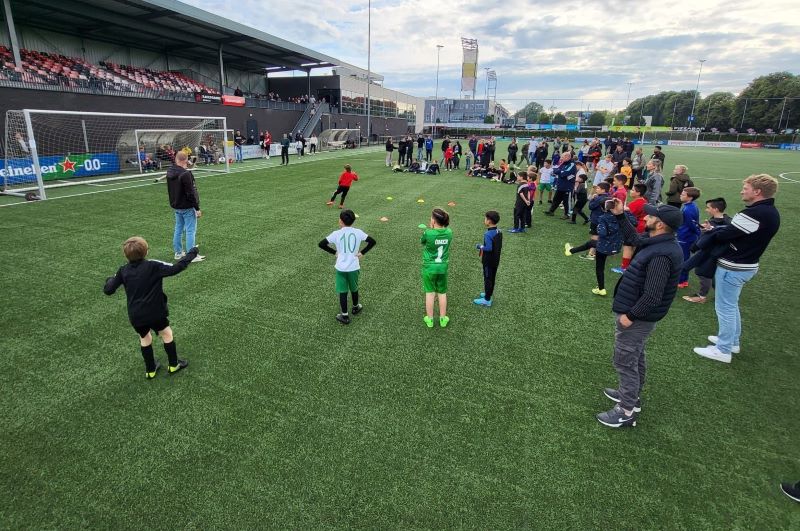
[433,44,443,138]
[365,0,371,144]
[688,59,706,128]
[624,82,633,124]
[778,96,788,131]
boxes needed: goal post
[318,128,362,151]
[2,110,227,199]
[640,129,700,145]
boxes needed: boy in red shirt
[327,164,359,209]
[613,183,648,273]
[611,173,628,203]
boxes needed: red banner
[740,142,763,149]
[222,95,245,107]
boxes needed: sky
[183,0,800,113]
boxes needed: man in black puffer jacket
[596,201,684,429]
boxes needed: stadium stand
[0,46,219,96]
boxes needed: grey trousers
[613,314,657,411]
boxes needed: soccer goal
[640,129,700,145]
[2,110,228,200]
[134,129,230,174]
[318,128,361,151]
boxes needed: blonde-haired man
[694,174,780,363]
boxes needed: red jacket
[628,197,647,233]
[338,171,359,186]
[444,147,454,160]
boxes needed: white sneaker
[694,345,732,363]
[191,255,206,263]
[707,336,740,354]
[174,252,185,260]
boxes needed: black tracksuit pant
[514,204,527,230]
[330,185,350,205]
[549,190,570,214]
[572,195,589,222]
[281,146,289,164]
[483,264,498,301]
[570,241,609,289]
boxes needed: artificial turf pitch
[1,145,798,528]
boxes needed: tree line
[512,72,799,133]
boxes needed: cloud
[181,0,800,112]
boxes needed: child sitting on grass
[103,237,197,379]
[318,209,377,324]
[564,199,622,296]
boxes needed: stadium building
[423,98,510,129]
[0,0,419,145]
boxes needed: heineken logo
[58,157,77,173]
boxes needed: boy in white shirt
[537,160,554,204]
[318,210,377,324]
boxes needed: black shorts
[589,222,598,236]
[133,318,170,338]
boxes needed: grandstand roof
[7,0,381,79]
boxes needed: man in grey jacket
[644,159,664,205]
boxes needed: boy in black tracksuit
[104,236,197,378]
[474,211,503,307]
[510,175,532,233]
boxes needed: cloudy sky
[184,0,800,113]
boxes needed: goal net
[640,129,700,145]
[318,129,361,151]
[2,110,228,199]
[134,129,230,173]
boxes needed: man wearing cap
[693,174,780,363]
[596,201,684,428]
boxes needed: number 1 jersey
[421,227,453,274]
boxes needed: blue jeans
[417,147,423,160]
[678,239,695,283]
[714,267,757,353]
[173,208,197,254]
[234,144,243,162]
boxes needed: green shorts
[538,183,552,191]
[335,270,360,293]
[422,269,448,293]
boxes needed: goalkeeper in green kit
[420,208,452,328]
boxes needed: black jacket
[104,249,198,326]
[480,227,503,268]
[166,164,200,210]
[708,198,780,271]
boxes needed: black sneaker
[145,360,161,379]
[544,211,554,216]
[336,313,351,324]
[781,481,800,502]
[168,359,188,375]
[603,388,642,412]
[596,404,637,428]
[351,304,363,315]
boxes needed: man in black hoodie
[167,151,205,262]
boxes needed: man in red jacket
[326,164,359,209]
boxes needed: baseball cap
[643,204,682,231]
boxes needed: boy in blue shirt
[474,211,503,307]
[424,136,434,162]
[677,187,701,288]
[564,201,623,296]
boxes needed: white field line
[778,171,800,184]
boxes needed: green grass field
[1,144,799,528]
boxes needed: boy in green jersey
[420,208,452,328]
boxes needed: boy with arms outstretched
[474,211,503,307]
[103,237,196,378]
[318,210,377,324]
[421,208,452,328]
[327,164,359,209]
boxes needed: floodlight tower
[688,59,707,128]
[433,44,444,138]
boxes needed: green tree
[698,92,735,130]
[537,112,551,124]
[483,115,495,124]
[512,101,545,124]
[552,112,567,125]
[734,72,800,131]
[588,111,606,126]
